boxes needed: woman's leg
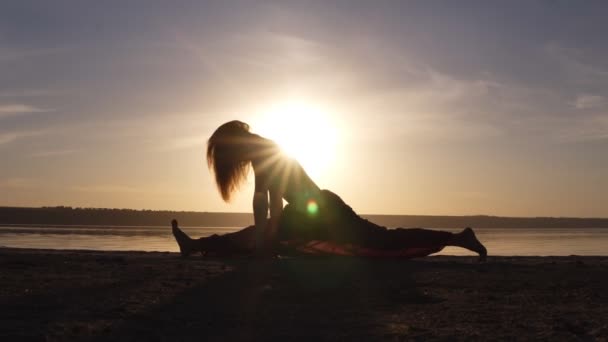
[318,191,488,260]
[446,227,488,261]
[372,226,487,260]
[346,223,487,261]
[171,219,256,257]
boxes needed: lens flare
[307,199,319,216]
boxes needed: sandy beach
[1,248,607,341]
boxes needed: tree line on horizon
[1,206,608,229]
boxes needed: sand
[1,248,607,341]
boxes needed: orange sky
[1,2,607,217]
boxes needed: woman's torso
[250,138,320,207]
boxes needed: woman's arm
[268,188,284,241]
[252,191,269,251]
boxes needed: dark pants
[201,190,453,254]
[278,190,453,250]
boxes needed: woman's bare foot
[452,227,487,262]
[171,219,194,257]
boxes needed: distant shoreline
[2,206,608,228]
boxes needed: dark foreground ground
[1,248,607,341]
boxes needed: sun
[252,101,339,178]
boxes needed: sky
[1,1,607,217]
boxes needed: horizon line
[1,205,607,221]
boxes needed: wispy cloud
[0,46,65,63]
[29,149,80,158]
[71,184,179,196]
[0,177,39,189]
[0,104,52,119]
[71,184,147,194]
[0,89,60,98]
[554,115,608,143]
[544,43,608,84]
[0,133,17,145]
[0,130,47,145]
[574,94,605,110]
[162,135,206,150]
[228,32,324,68]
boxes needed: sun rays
[252,101,340,179]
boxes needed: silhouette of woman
[172,120,487,260]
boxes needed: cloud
[71,185,146,194]
[574,94,605,109]
[162,135,206,150]
[0,133,17,145]
[29,149,80,158]
[0,104,51,119]
[405,69,503,105]
[71,184,179,196]
[0,89,60,98]
[0,130,47,145]
[0,46,65,63]
[553,115,608,143]
[0,177,39,189]
[230,32,324,68]
[544,43,608,85]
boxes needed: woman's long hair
[206,120,254,202]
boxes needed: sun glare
[253,101,339,178]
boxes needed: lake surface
[1,225,607,256]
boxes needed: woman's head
[207,120,255,201]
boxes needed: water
[1,225,607,256]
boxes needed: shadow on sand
[2,249,606,341]
[101,257,487,341]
